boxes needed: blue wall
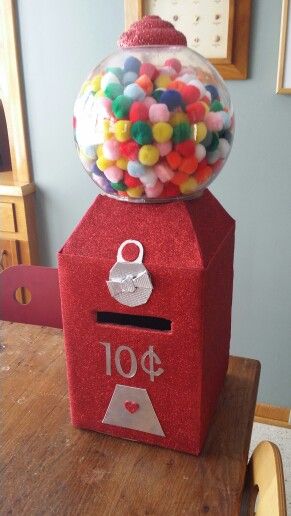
[18,0,291,406]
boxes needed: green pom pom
[112,95,133,119]
[210,100,223,112]
[106,67,123,81]
[111,181,127,191]
[131,121,152,145]
[152,88,165,102]
[104,83,124,100]
[173,122,191,143]
[207,132,219,152]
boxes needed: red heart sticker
[124,401,140,414]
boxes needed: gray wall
[17,0,291,406]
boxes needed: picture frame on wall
[124,0,252,80]
[277,0,291,94]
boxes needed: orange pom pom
[179,156,198,175]
[136,74,153,95]
[166,150,182,169]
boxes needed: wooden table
[0,322,260,515]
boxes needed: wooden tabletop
[0,321,260,516]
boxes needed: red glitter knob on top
[118,15,187,48]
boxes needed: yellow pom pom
[179,177,199,195]
[91,75,101,92]
[127,186,144,198]
[102,119,112,140]
[96,89,105,97]
[96,144,104,157]
[169,112,189,127]
[155,74,171,88]
[194,122,207,143]
[138,145,159,166]
[96,156,114,171]
[114,120,132,142]
[80,80,91,94]
[152,122,173,143]
[116,157,128,170]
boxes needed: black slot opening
[96,312,171,332]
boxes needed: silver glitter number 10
[100,342,164,382]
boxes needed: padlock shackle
[117,240,144,264]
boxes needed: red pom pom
[196,158,208,171]
[175,140,195,157]
[166,150,182,170]
[164,58,182,73]
[119,140,140,160]
[161,182,181,198]
[129,102,149,123]
[201,95,211,106]
[186,102,206,123]
[194,165,212,184]
[140,62,158,80]
[181,85,200,105]
[124,172,142,188]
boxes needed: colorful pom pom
[160,89,182,110]
[104,165,123,182]
[166,150,182,169]
[149,103,170,123]
[131,121,152,144]
[179,176,198,195]
[175,140,195,157]
[112,95,133,118]
[205,112,224,132]
[164,58,182,73]
[179,156,198,175]
[155,74,171,88]
[152,122,173,143]
[124,83,146,101]
[155,140,172,157]
[136,74,153,95]
[123,71,138,86]
[154,162,175,182]
[104,83,124,100]
[195,143,207,162]
[114,120,132,142]
[194,122,208,143]
[119,139,139,160]
[127,160,146,177]
[124,56,141,74]
[103,139,120,160]
[138,145,159,166]
[129,101,149,123]
[140,62,158,80]
[145,180,164,198]
[173,122,191,143]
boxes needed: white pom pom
[195,143,206,162]
[101,72,120,91]
[139,168,157,187]
[218,138,230,159]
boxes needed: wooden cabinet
[0,0,38,270]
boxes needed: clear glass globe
[73,46,234,203]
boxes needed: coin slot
[96,312,171,332]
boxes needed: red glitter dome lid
[118,15,187,48]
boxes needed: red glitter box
[58,190,235,455]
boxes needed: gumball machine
[58,16,235,455]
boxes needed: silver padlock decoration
[106,240,153,307]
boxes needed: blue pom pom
[127,160,146,177]
[160,89,182,110]
[205,85,219,101]
[124,83,146,101]
[124,56,141,74]
[123,71,138,86]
